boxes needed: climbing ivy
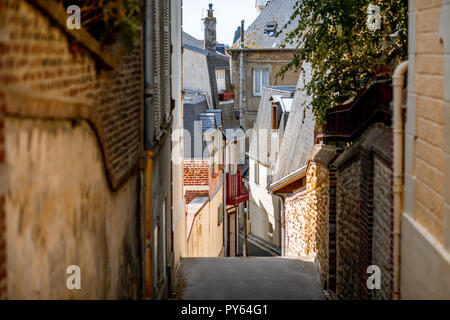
[58,0,142,49]
[278,0,408,125]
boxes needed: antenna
[200,8,205,32]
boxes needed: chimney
[204,3,217,52]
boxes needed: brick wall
[333,124,393,300]
[315,164,330,290]
[327,167,337,292]
[359,148,374,300]
[183,159,223,198]
[0,0,142,190]
[413,0,446,244]
[336,158,361,300]
[183,160,210,186]
[372,155,393,300]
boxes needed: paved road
[238,234,275,257]
[177,257,324,300]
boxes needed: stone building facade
[229,0,301,130]
[230,50,300,130]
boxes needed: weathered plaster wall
[0,0,144,299]
[186,188,224,258]
[231,50,300,129]
[5,118,142,299]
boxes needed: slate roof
[199,113,217,133]
[273,63,316,182]
[230,0,299,50]
[248,86,296,165]
[183,32,205,52]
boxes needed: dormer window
[264,22,278,37]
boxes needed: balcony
[219,91,234,101]
[226,167,249,206]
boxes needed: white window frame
[253,68,269,96]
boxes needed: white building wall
[248,158,281,247]
[183,48,213,108]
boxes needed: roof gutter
[267,165,307,193]
[229,48,298,53]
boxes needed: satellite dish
[200,8,205,32]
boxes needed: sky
[183,0,259,46]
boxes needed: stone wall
[284,163,328,258]
[336,159,361,300]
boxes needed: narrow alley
[0,0,449,303]
[176,257,324,300]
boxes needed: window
[264,23,278,37]
[254,162,260,185]
[216,70,226,92]
[253,69,269,96]
[272,104,278,130]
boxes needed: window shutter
[153,0,162,137]
[163,0,171,121]
[153,0,171,138]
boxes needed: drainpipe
[144,0,154,299]
[222,130,228,256]
[392,61,408,300]
[239,20,245,129]
[145,151,154,298]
